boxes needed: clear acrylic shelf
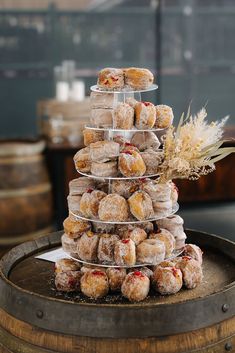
[70,202,179,225]
[76,169,161,181]
[65,248,183,269]
[85,124,165,133]
[90,84,158,94]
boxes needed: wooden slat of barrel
[0,140,53,251]
[0,230,234,353]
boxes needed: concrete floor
[179,202,235,242]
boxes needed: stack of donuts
[67,177,178,221]
[55,242,203,302]
[56,67,204,302]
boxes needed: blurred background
[0,0,235,254]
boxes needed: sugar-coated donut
[141,180,171,202]
[135,267,153,279]
[97,68,124,90]
[83,129,104,147]
[135,101,156,129]
[81,269,109,299]
[55,271,82,292]
[106,267,127,292]
[155,104,174,129]
[121,271,150,302]
[152,200,173,217]
[73,147,91,173]
[91,108,113,127]
[128,190,154,221]
[119,150,146,177]
[90,91,114,109]
[120,143,139,154]
[97,233,120,263]
[124,68,154,90]
[114,239,136,266]
[67,195,82,215]
[156,215,184,238]
[63,216,91,239]
[183,244,203,265]
[113,102,134,129]
[91,160,118,177]
[122,227,147,245]
[130,131,161,151]
[140,149,162,175]
[61,234,79,257]
[55,258,81,274]
[175,256,203,289]
[149,228,175,257]
[98,194,129,222]
[80,190,107,219]
[111,179,139,198]
[90,140,120,163]
[69,177,96,196]
[137,239,165,265]
[152,266,183,295]
[77,231,99,262]
[113,134,130,146]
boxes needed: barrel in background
[0,140,53,254]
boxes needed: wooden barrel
[0,140,53,252]
[0,230,234,353]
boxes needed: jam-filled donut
[155,104,174,129]
[97,233,120,263]
[73,147,91,173]
[183,244,203,265]
[77,231,99,262]
[90,91,114,109]
[80,189,107,219]
[149,228,175,257]
[137,239,165,265]
[91,108,113,127]
[119,150,146,177]
[122,227,147,245]
[63,216,91,239]
[141,180,171,202]
[113,134,130,147]
[61,234,79,257]
[55,258,81,274]
[135,266,153,279]
[69,177,96,196]
[83,129,104,147]
[111,179,139,198]
[153,266,183,295]
[106,267,127,292]
[98,194,129,222]
[114,239,136,266]
[55,271,82,292]
[121,271,150,302]
[152,200,173,217]
[140,149,162,175]
[156,215,184,238]
[90,140,120,163]
[130,131,161,151]
[80,269,109,299]
[97,68,125,90]
[128,190,154,221]
[124,67,154,90]
[113,102,134,129]
[135,101,156,129]
[67,195,82,215]
[175,256,203,289]
[91,160,118,177]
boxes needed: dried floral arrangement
[159,108,235,182]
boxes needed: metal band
[0,155,43,165]
[0,230,234,339]
[0,226,53,246]
[0,183,51,198]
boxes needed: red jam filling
[142,101,152,107]
[172,182,179,193]
[123,150,133,155]
[68,278,76,286]
[133,271,145,278]
[86,188,94,193]
[139,178,147,183]
[92,270,105,276]
[122,239,130,244]
[104,79,109,85]
[171,267,179,277]
[182,256,191,261]
[110,76,118,82]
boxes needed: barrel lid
[0,140,46,157]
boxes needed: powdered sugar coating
[98,194,129,222]
[175,256,203,289]
[55,271,82,292]
[153,266,182,295]
[128,190,154,221]
[113,102,134,129]
[107,267,127,291]
[137,239,165,265]
[155,104,174,129]
[77,231,99,262]
[131,131,160,151]
[121,271,150,302]
[97,233,120,263]
[119,150,146,177]
[183,244,203,265]
[114,239,136,266]
[81,270,109,299]
[149,228,175,257]
[135,101,156,129]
